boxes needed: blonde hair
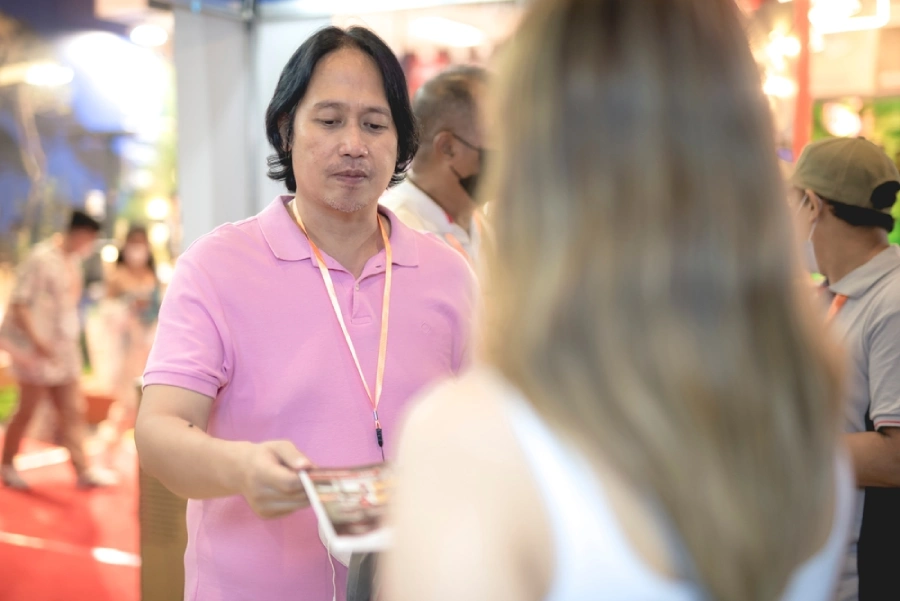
[481,1,843,599]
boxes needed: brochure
[299,463,393,557]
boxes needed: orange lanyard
[443,233,470,263]
[443,214,481,265]
[826,294,848,323]
[290,200,392,457]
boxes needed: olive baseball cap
[791,137,900,214]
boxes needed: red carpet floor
[0,439,139,601]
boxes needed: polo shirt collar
[829,245,900,299]
[380,206,419,267]
[400,180,480,244]
[402,181,452,230]
[258,195,419,267]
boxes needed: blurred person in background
[790,137,900,601]
[135,26,473,601]
[384,1,854,600]
[97,225,160,460]
[381,65,488,268]
[0,210,117,490]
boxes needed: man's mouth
[333,169,368,184]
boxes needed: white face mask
[124,244,150,268]
[796,194,820,275]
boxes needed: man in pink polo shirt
[135,26,474,601]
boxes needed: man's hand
[239,441,314,519]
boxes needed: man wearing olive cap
[791,137,900,601]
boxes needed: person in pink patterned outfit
[1,210,117,490]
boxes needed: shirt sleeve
[867,308,900,430]
[142,252,233,399]
[9,252,44,306]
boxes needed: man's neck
[59,235,77,256]
[408,170,474,233]
[820,231,889,285]
[290,196,386,279]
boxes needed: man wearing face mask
[791,137,900,601]
[381,65,488,267]
[1,210,117,490]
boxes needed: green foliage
[0,386,18,423]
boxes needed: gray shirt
[827,245,900,601]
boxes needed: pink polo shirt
[143,196,475,601]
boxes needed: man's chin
[323,197,371,214]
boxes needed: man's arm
[136,247,312,518]
[846,428,900,488]
[135,384,312,518]
[10,303,53,356]
[7,254,52,356]
[848,308,900,488]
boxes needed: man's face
[70,230,99,259]
[446,83,489,201]
[290,48,398,213]
[789,187,816,240]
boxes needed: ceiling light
[809,0,890,34]
[146,196,171,221]
[823,102,863,137]
[100,244,120,264]
[130,24,169,48]
[773,0,890,33]
[156,262,174,285]
[149,223,170,246]
[763,75,797,98]
[409,17,486,48]
[23,62,74,87]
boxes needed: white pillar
[250,18,331,212]
[173,11,330,247]
[173,10,254,247]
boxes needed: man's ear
[278,113,294,152]
[807,190,826,218]
[433,131,455,159]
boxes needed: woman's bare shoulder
[400,368,512,446]
[386,368,553,601]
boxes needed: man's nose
[339,124,368,158]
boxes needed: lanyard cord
[290,200,392,460]
[443,213,481,265]
[827,293,848,323]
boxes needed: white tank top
[501,376,855,601]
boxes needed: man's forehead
[306,49,384,89]
[310,100,391,117]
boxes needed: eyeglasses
[449,132,484,157]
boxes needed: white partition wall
[172,10,327,246]
[173,10,254,247]
[251,17,330,212]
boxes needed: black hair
[69,210,101,233]
[265,26,418,192]
[822,183,898,232]
[116,225,157,275]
